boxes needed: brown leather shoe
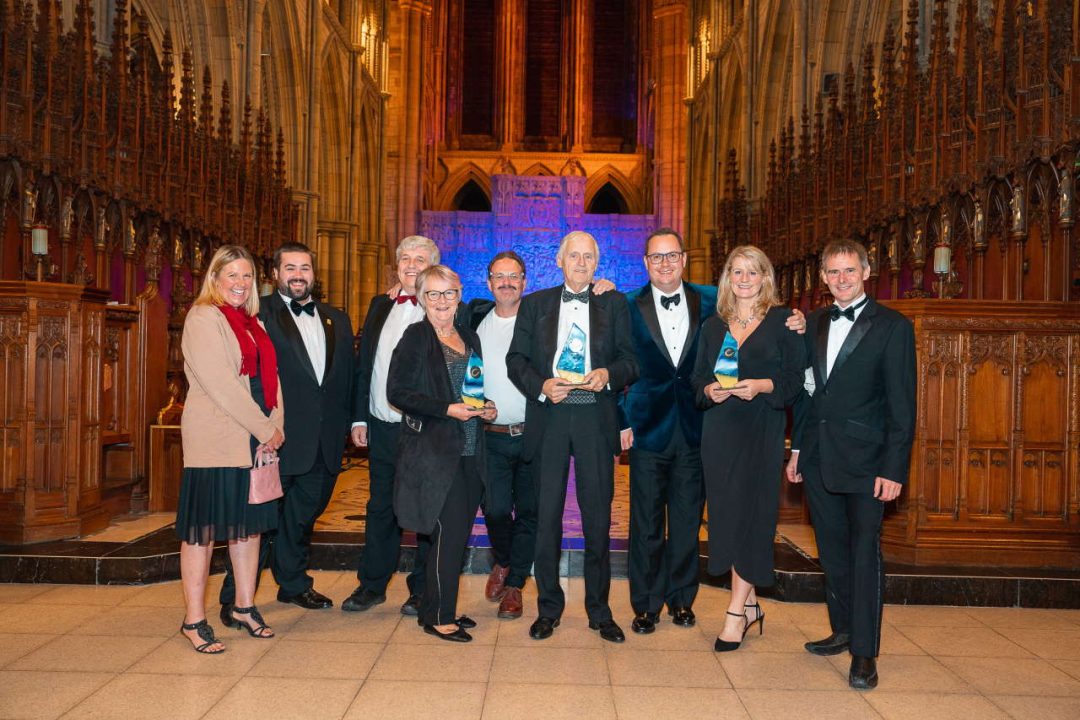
[497,587,523,619]
[485,564,510,602]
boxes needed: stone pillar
[393,0,433,241]
[652,0,688,234]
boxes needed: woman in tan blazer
[176,244,284,653]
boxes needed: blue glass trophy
[461,353,486,408]
[713,331,739,389]
[556,323,587,384]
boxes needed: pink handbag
[249,448,283,504]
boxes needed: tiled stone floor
[2,572,1079,720]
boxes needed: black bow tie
[562,288,589,304]
[828,297,867,322]
[660,293,681,310]
[290,299,315,317]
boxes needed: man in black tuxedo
[506,231,639,643]
[618,229,717,634]
[787,239,916,690]
[218,242,356,617]
[342,236,437,615]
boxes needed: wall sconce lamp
[31,224,49,282]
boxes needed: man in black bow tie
[506,231,638,643]
[218,242,357,618]
[343,235,438,615]
[787,239,915,690]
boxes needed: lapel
[589,285,609,365]
[539,289,561,368]
[636,284,672,367]
[318,302,336,382]
[677,284,702,368]
[814,310,830,389]
[275,296,320,386]
[828,298,875,384]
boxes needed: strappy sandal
[180,619,225,654]
[744,601,765,635]
[225,605,274,638]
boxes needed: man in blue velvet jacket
[618,229,717,634]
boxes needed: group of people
[176,229,914,691]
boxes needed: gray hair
[396,235,440,265]
[556,230,600,262]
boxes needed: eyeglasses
[645,251,684,265]
[424,289,461,302]
[489,272,523,282]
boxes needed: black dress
[692,306,805,585]
[175,373,279,546]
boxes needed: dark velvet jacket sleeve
[691,318,719,411]
[765,308,809,410]
[604,292,639,391]
[386,322,453,420]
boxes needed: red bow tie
[396,294,417,305]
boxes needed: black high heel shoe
[714,611,748,652]
[744,601,765,636]
[225,605,274,638]
[180,619,225,654]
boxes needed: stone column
[652,0,688,234]
[393,0,433,241]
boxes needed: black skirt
[175,373,279,545]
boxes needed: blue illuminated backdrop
[420,175,654,302]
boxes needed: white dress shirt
[651,282,689,364]
[368,299,425,423]
[280,293,326,385]
[826,293,868,379]
[476,309,526,425]
[551,285,592,378]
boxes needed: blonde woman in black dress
[692,245,804,652]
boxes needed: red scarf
[217,304,279,410]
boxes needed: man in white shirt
[342,236,438,615]
[506,231,639,643]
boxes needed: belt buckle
[509,423,524,437]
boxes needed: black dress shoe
[589,619,626,643]
[400,594,421,616]
[455,615,477,629]
[631,612,658,634]
[278,587,333,609]
[804,631,850,656]
[529,616,560,640]
[219,602,233,627]
[849,655,878,689]
[423,624,472,643]
[669,606,696,627]
[341,587,386,612]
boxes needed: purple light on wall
[420,175,654,302]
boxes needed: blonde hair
[194,244,261,316]
[416,264,462,308]
[396,235,440,265]
[716,245,781,323]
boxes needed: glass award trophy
[461,353,486,408]
[713,331,739,388]
[556,323,587,384]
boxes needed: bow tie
[660,293,681,310]
[290,300,315,317]
[395,294,417,305]
[561,288,589,304]
[828,297,868,322]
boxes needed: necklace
[733,312,756,329]
[435,325,456,338]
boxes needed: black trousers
[628,424,704,614]
[482,430,537,589]
[219,446,338,604]
[803,464,886,657]
[357,418,428,596]
[533,403,614,623]
[421,455,483,626]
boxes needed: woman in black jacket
[387,264,497,642]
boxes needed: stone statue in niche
[972,200,986,249]
[95,207,109,249]
[910,228,925,263]
[144,226,163,283]
[1010,184,1025,234]
[192,242,204,272]
[1060,171,1073,224]
[60,197,74,240]
[124,218,137,255]
[867,240,879,275]
[22,183,36,227]
[173,234,185,266]
[887,232,899,272]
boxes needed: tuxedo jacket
[505,285,639,461]
[258,293,356,476]
[353,295,398,426]
[791,297,916,493]
[386,319,487,534]
[618,282,717,452]
[463,298,496,331]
